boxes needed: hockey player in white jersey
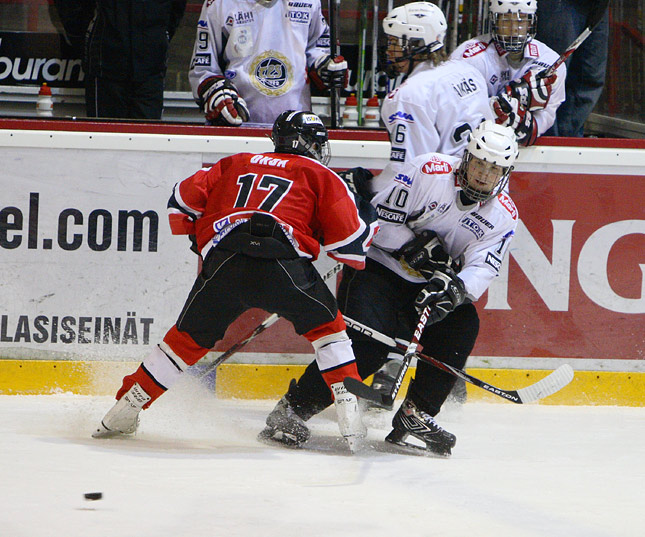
[189,0,347,126]
[262,121,520,455]
[379,2,493,167]
[451,0,566,145]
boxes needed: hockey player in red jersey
[92,111,379,451]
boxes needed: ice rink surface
[2,376,643,537]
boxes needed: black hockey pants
[286,258,479,419]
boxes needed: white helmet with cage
[382,2,448,54]
[457,121,519,203]
[489,0,538,53]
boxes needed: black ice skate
[258,396,310,448]
[385,398,456,456]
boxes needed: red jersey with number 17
[167,152,379,270]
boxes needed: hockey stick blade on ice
[197,263,343,378]
[541,0,610,78]
[344,305,433,406]
[343,316,574,404]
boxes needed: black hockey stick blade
[344,377,395,407]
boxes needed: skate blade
[91,421,135,439]
[344,434,368,454]
[257,427,304,449]
[384,436,452,458]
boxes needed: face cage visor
[457,153,512,203]
[381,35,438,77]
[300,135,331,166]
[491,12,536,53]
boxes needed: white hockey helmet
[489,0,537,53]
[458,121,519,203]
[382,2,447,54]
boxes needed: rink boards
[0,120,643,405]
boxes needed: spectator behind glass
[55,1,187,120]
[536,0,610,137]
[188,0,347,126]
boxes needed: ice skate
[258,396,311,448]
[92,383,151,438]
[385,398,456,456]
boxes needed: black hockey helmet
[271,110,331,165]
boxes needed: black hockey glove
[504,70,557,111]
[200,77,250,126]
[414,269,466,323]
[310,55,348,90]
[337,167,375,201]
[395,230,455,279]
[491,93,538,146]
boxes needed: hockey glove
[395,230,455,279]
[504,70,557,111]
[337,166,375,201]
[414,269,466,323]
[491,94,538,146]
[310,55,348,91]
[200,77,250,126]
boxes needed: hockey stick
[343,305,433,408]
[343,315,575,404]
[196,262,344,378]
[329,0,341,128]
[540,0,610,78]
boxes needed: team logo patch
[233,10,255,24]
[462,41,487,58]
[471,212,494,229]
[497,192,518,220]
[460,217,485,239]
[289,10,310,23]
[250,51,293,96]
[387,111,414,124]
[421,156,452,174]
[394,173,413,187]
[390,148,406,162]
[485,252,502,271]
[527,43,539,58]
[191,54,211,68]
[493,41,506,56]
[376,205,406,223]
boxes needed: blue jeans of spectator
[536,0,609,137]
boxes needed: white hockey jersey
[451,35,567,137]
[189,0,330,125]
[368,154,518,301]
[379,59,493,169]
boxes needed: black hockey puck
[84,492,103,501]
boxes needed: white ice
[1,376,643,537]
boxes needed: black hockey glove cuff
[414,269,466,322]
